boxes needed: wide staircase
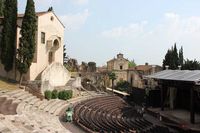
[0,89,101,133]
[73,96,176,133]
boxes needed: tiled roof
[128,65,153,71]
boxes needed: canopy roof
[146,70,200,85]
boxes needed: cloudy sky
[18,0,200,66]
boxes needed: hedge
[52,89,58,99]
[44,90,73,100]
[44,90,52,100]
[58,90,73,100]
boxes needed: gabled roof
[0,11,65,28]
[0,11,48,19]
[146,70,200,85]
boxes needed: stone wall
[41,62,71,93]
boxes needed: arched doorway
[48,39,60,64]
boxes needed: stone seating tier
[73,96,173,133]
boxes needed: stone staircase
[0,89,103,133]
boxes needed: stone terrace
[0,89,102,133]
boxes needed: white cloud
[102,12,200,40]
[102,21,148,38]
[71,0,89,5]
[60,9,90,31]
[101,12,200,64]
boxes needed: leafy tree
[128,59,136,68]
[47,6,53,12]
[116,80,131,92]
[65,58,79,72]
[16,0,37,84]
[63,45,69,64]
[0,0,4,16]
[162,43,180,70]
[182,59,200,70]
[163,49,172,69]
[0,0,17,75]
[108,72,117,94]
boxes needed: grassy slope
[0,78,19,90]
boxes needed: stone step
[0,90,10,94]
[33,100,45,108]
[10,91,28,98]
[42,100,62,112]
[23,95,37,103]
[54,103,69,116]
[29,98,40,106]
[0,90,20,97]
[38,100,50,111]
[16,102,26,114]
[13,93,33,103]
[49,100,67,115]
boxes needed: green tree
[48,6,53,12]
[128,59,136,68]
[172,43,179,69]
[16,0,37,84]
[0,0,17,75]
[162,43,180,70]
[182,59,200,70]
[0,0,4,16]
[116,80,131,92]
[63,45,68,64]
[178,46,184,66]
[108,72,117,94]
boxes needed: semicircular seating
[73,96,174,133]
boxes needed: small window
[41,32,45,44]
[50,16,54,21]
[120,65,123,70]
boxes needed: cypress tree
[178,46,184,66]
[0,0,17,74]
[16,0,36,84]
[172,43,179,69]
[162,43,180,70]
[0,0,4,16]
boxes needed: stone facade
[127,64,162,89]
[106,53,162,89]
[107,53,129,71]
[107,53,129,86]
[0,11,65,81]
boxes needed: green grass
[0,77,19,90]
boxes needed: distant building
[106,53,162,89]
[107,53,129,71]
[127,63,162,88]
[0,11,65,81]
[107,53,129,85]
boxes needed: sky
[18,0,200,66]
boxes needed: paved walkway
[61,122,86,133]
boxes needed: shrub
[116,80,132,92]
[44,90,52,100]
[52,89,58,99]
[58,90,73,100]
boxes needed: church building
[0,11,65,81]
